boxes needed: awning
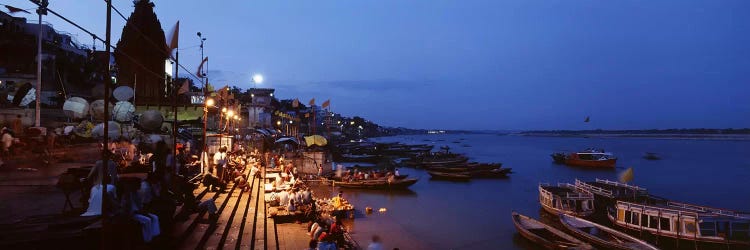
[254,129,271,136]
[304,135,328,147]
[274,137,300,144]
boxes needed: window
[641,214,649,228]
[685,221,697,234]
[648,215,659,229]
[660,217,671,231]
[625,211,632,223]
[700,222,716,237]
[731,222,749,240]
[632,212,640,226]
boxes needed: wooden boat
[469,168,512,178]
[551,149,617,168]
[574,179,649,202]
[609,200,750,248]
[643,152,660,160]
[334,178,418,189]
[338,154,379,163]
[539,183,595,217]
[427,171,471,181]
[560,214,659,250]
[425,162,502,172]
[511,212,593,250]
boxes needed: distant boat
[539,183,595,217]
[560,214,658,250]
[643,152,661,160]
[427,171,471,181]
[551,149,617,168]
[511,212,593,250]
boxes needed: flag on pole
[292,98,299,108]
[177,79,189,94]
[304,113,310,118]
[166,21,179,56]
[308,98,315,106]
[196,57,208,78]
[584,116,590,123]
[4,5,30,14]
[619,167,634,183]
[322,99,330,108]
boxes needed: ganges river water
[328,133,750,250]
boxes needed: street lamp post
[198,32,208,153]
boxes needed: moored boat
[552,149,617,168]
[427,171,471,181]
[469,167,512,178]
[560,214,659,250]
[334,178,418,189]
[539,183,595,217]
[511,212,593,250]
[643,152,661,160]
[608,200,750,249]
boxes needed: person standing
[1,128,14,159]
[367,235,384,250]
[87,150,119,187]
[11,115,22,136]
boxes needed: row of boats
[336,142,514,183]
[515,179,750,249]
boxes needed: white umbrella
[91,121,121,138]
[139,110,163,131]
[113,86,134,101]
[62,97,90,119]
[113,101,136,122]
[89,99,112,121]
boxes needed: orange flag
[322,99,330,108]
[292,98,299,108]
[166,21,179,56]
[177,79,189,94]
[196,57,208,78]
[308,98,315,106]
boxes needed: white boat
[539,183,595,217]
[609,200,750,249]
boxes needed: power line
[109,1,203,81]
[25,0,205,84]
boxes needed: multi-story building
[247,88,275,129]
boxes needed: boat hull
[427,171,471,181]
[564,158,616,168]
[334,178,418,189]
[512,212,593,250]
[560,214,658,250]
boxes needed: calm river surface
[332,134,750,250]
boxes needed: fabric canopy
[304,135,327,147]
[274,137,300,144]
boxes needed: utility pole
[101,1,112,246]
[35,0,48,127]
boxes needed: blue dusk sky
[4,0,749,130]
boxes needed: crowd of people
[77,138,263,246]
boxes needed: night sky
[5,0,749,130]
